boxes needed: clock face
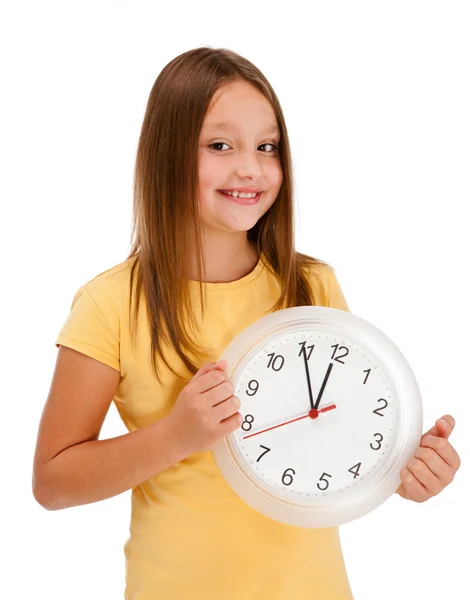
[212,306,422,527]
[232,329,399,503]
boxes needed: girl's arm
[32,346,189,511]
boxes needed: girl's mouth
[217,190,262,205]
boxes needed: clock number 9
[317,472,332,491]
[245,379,259,396]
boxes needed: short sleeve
[55,285,121,372]
[326,267,351,313]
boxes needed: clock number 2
[373,398,389,417]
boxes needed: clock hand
[313,363,334,410]
[302,346,315,410]
[242,404,337,440]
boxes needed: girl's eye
[209,142,278,153]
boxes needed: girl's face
[197,80,283,239]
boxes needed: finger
[399,467,430,503]
[421,414,455,439]
[405,457,442,497]
[420,435,461,471]
[193,360,226,381]
[414,446,455,485]
[434,415,455,439]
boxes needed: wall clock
[212,306,423,528]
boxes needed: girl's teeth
[222,190,257,198]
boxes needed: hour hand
[313,363,333,410]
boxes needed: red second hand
[242,404,337,440]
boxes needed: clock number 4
[348,462,362,479]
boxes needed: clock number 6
[317,472,332,491]
[281,468,295,486]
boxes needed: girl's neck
[189,238,259,284]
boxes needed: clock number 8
[241,414,254,431]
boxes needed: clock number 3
[370,433,383,450]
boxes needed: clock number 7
[256,445,271,462]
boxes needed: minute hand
[314,363,334,410]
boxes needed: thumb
[192,359,227,381]
[422,414,456,439]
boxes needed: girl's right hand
[167,360,243,454]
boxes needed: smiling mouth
[217,190,262,204]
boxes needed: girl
[32,47,460,599]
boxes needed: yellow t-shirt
[55,253,354,600]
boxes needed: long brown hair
[125,46,331,383]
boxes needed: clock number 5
[317,472,332,491]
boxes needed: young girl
[32,47,460,599]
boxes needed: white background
[2,1,469,598]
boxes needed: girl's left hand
[396,414,461,502]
